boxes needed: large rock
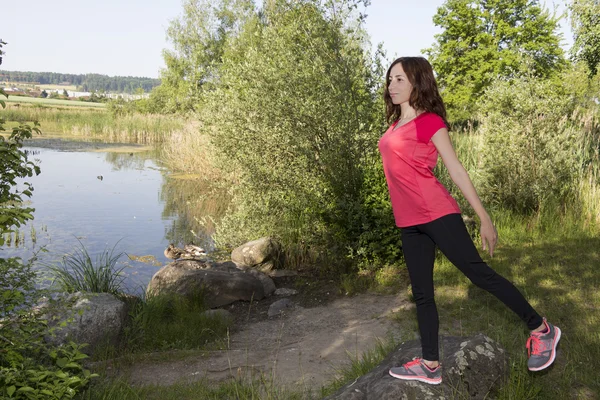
[231,237,283,273]
[147,259,265,308]
[44,292,127,356]
[325,334,508,400]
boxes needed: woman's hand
[480,217,498,257]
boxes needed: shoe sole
[389,369,442,385]
[529,326,561,372]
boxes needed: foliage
[0,340,97,400]
[46,240,126,295]
[570,0,600,77]
[204,0,387,268]
[0,93,41,247]
[154,0,255,113]
[476,75,587,213]
[425,0,565,122]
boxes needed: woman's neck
[400,104,418,119]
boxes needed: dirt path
[124,292,414,393]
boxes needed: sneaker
[389,358,442,385]
[527,318,561,371]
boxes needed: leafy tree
[155,0,255,113]
[62,89,69,98]
[425,0,565,122]
[204,0,387,264]
[0,105,40,246]
[40,89,48,98]
[570,0,600,77]
[0,39,5,65]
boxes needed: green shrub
[204,1,386,269]
[476,76,583,214]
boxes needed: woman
[378,57,560,385]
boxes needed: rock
[201,309,234,327]
[268,298,295,318]
[267,269,298,278]
[246,269,276,297]
[44,292,127,356]
[274,288,298,296]
[231,237,283,273]
[147,259,265,308]
[324,334,508,400]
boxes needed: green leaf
[56,357,68,368]
[6,385,16,396]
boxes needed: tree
[0,39,5,65]
[155,0,255,113]
[40,90,48,98]
[203,0,386,260]
[425,0,565,122]
[62,89,69,98]
[570,0,600,77]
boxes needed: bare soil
[118,275,415,394]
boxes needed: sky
[1,0,573,79]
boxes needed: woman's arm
[431,128,498,257]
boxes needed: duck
[183,243,207,257]
[164,243,207,260]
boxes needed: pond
[2,138,228,294]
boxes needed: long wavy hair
[384,57,449,129]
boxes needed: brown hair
[384,57,449,128]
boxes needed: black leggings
[401,213,543,361]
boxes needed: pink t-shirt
[378,112,461,228]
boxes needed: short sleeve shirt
[377,112,461,228]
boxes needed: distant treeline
[0,70,161,93]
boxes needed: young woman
[378,57,561,385]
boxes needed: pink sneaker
[527,318,561,371]
[389,358,442,385]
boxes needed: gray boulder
[325,334,508,400]
[247,269,276,297]
[44,292,127,356]
[231,237,283,273]
[268,298,296,318]
[147,259,265,308]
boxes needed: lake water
[2,139,222,294]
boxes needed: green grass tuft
[47,239,126,295]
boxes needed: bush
[476,76,583,214]
[203,1,386,269]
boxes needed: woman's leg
[421,213,543,330]
[401,225,439,361]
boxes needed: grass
[4,95,106,108]
[77,376,309,400]
[2,103,185,143]
[117,290,230,355]
[384,209,600,398]
[46,239,126,295]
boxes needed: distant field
[3,96,106,108]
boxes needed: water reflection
[160,175,230,251]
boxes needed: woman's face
[388,63,413,106]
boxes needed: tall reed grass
[3,104,184,144]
